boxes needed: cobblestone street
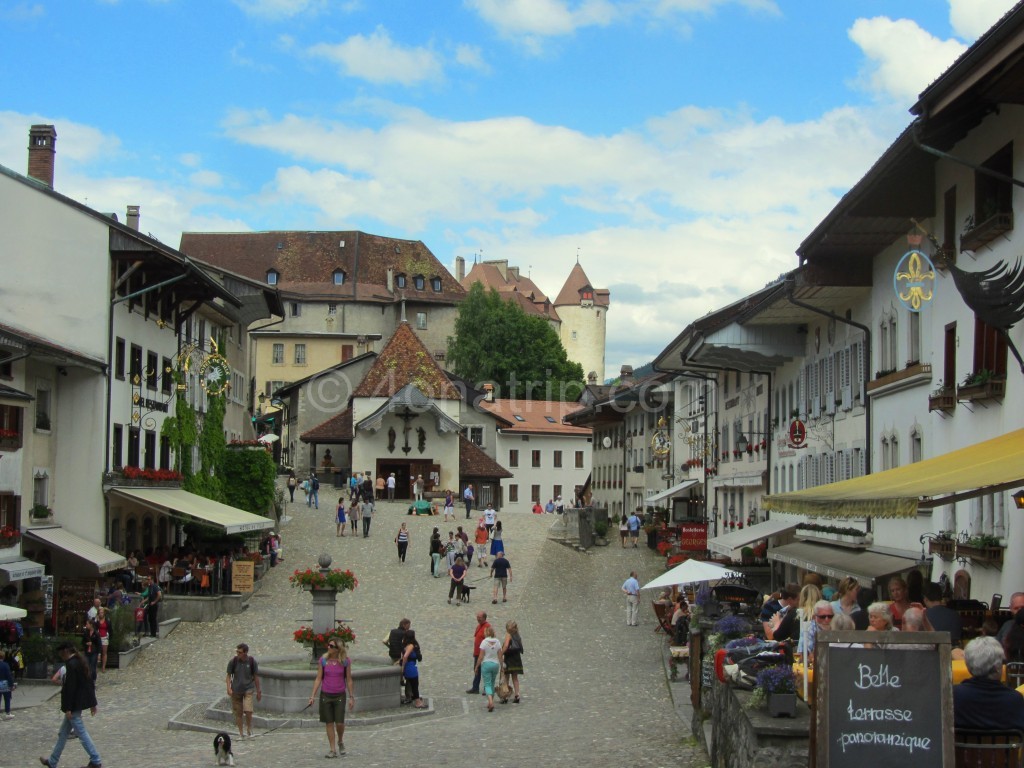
[3,492,707,767]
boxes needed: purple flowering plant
[713,614,750,639]
[754,664,796,694]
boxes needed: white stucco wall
[0,173,109,360]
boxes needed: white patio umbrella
[640,559,741,591]
[257,433,280,444]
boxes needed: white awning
[0,603,27,620]
[707,518,801,557]
[644,479,699,506]
[767,541,919,586]
[109,488,275,535]
[0,558,46,581]
[25,527,126,573]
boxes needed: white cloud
[949,0,1017,40]
[222,102,897,372]
[1,2,44,20]
[307,27,443,85]
[848,17,966,102]
[231,0,327,19]
[189,170,223,188]
[465,0,617,40]
[454,43,490,73]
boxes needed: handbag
[508,634,524,654]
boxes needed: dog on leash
[214,732,235,766]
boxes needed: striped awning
[763,428,1024,518]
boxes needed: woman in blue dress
[399,630,426,708]
[490,520,504,557]
[335,497,347,537]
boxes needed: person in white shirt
[483,505,497,537]
[386,473,396,501]
[622,571,641,626]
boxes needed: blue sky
[0,0,1017,379]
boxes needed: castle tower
[553,262,609,382]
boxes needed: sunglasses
[815,613,834,619]
[328,644,338,649]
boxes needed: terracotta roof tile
[478,399,592,436]
[178,230,466,305]
[300,408,352,443]
[459,434,513,478]
[461,262,561,322]
[352,322,461,400]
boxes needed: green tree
[448,283,584,400]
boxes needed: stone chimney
[509,266,519,280]
[455,255,465,281]
[126,205,141,231]
[483,383,494,402]
[619,365,634,387]
[493,259,508,280]
[387,268,394,292]
[27,125,57,188]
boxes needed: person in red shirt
[465,610,491,694]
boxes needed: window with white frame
[908,311,921,365]
[333,270,345,285]
[910,428,923,463]
[294,344,306,365]
[33,470,49,507]
[328,303,337,315]
[272,343,284,365]
[416,312,427,330]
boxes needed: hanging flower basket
[0,526,20,548]
[293,624,356,647]
[289,567,359,592]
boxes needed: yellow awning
[109,487,275,535]
[763,428,1024,518]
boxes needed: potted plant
[19,631,51,678]
[740,546,754,565]
[29,504,52,522]
[288,567,359,592]
[593,520,609,545]
[929,382,956,412]
[754,664,797,717]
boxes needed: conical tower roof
[553,262,608,307]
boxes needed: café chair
[953,729,1024,768]
[1007,662,1024,690]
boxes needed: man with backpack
[307,472,320,510]
[140,577,161,638]
[226,643,261,739]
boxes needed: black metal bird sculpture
[935,248,1024,372]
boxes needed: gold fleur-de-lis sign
[895,250,936,312]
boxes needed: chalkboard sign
[815,631,953,768]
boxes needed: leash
[248,701,313,739]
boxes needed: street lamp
[1013,489,1024,509]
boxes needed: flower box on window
[961,211,1013,253]
[957,378,1006,402]
[928,389,956,413]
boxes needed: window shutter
[825,353,836,415]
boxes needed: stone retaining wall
[696,677,810,768]
[257,654,402,714]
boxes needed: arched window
[333,269,345,286]
[414,275,425,290]
[910,427,924,463]
[142,516,154,552]
[266,269,279,286]
[126,518,138,553]
[111,519,121,554]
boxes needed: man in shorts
[226,643,261,739]
[490,551,511,604]
[626,508,643,547]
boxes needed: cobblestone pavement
[2,491,708,767]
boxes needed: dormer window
[396,274,407,289]
[581,289,593,300]
[266,269,279,286]
[431,276,442,292]
[414,275,425,290]
[333,269,345,286]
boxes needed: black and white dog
[214,732,235,766]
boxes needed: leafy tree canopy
[447,283,584,400]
